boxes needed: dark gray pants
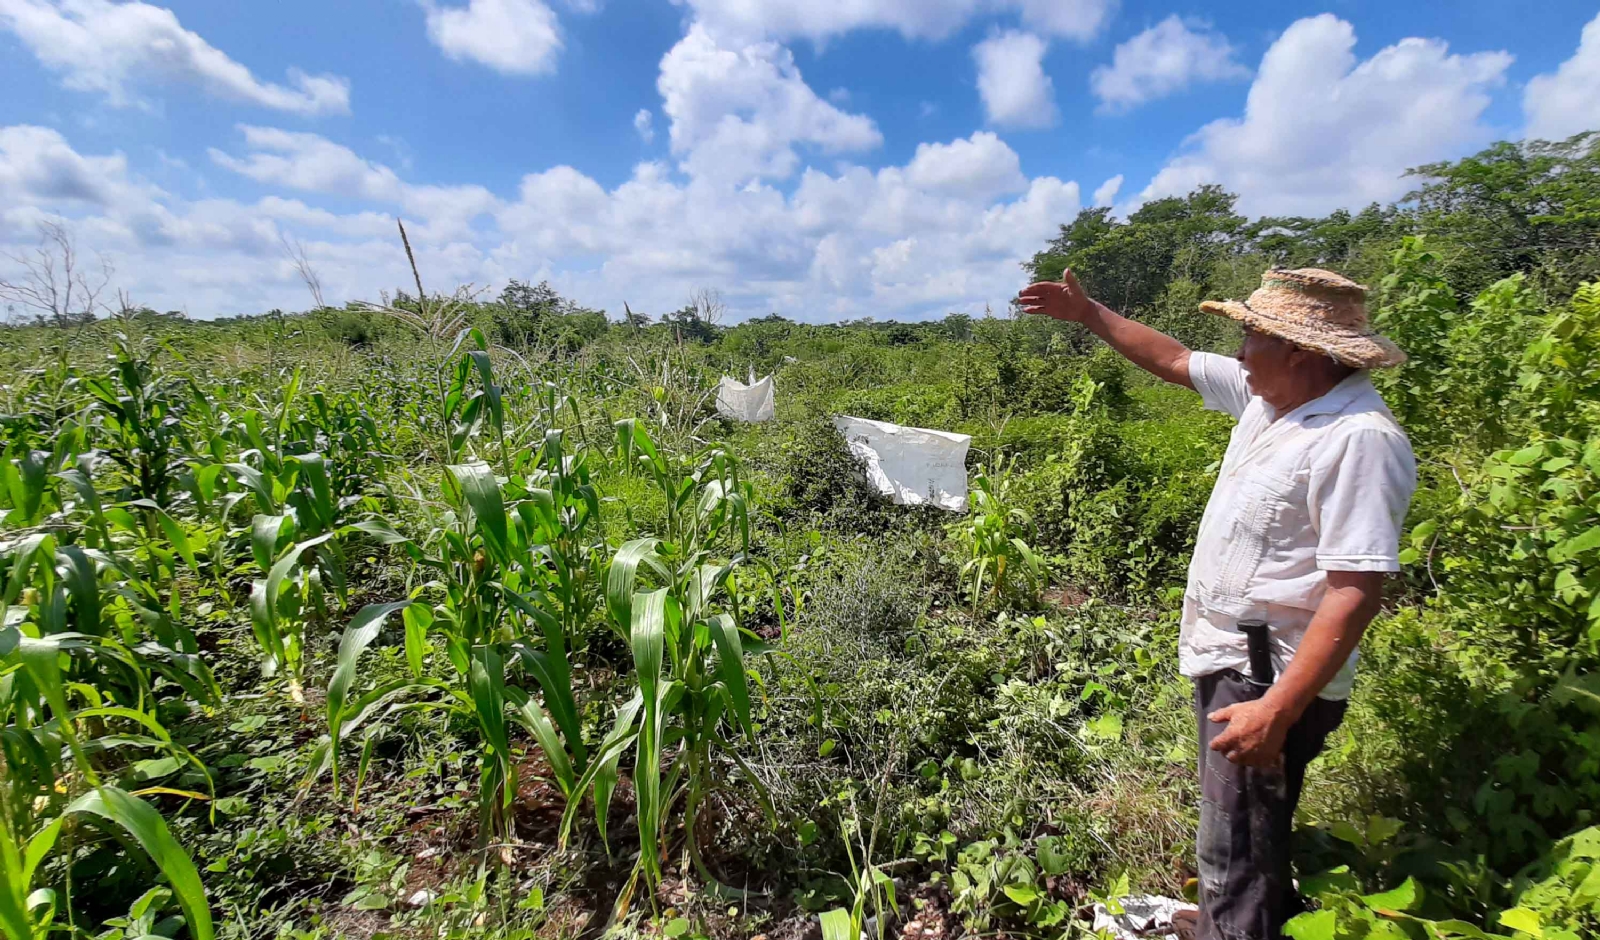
[1194,671,1346,940]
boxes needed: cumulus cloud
[0,125,147,211]
[667,0,1115,44]
[423,0,563,75]
[208,125,498,240]
[1524,11,1600,142]
[904,132,1026,200]
[1091,15,1248,113]
[2,7,1102,323]
[3,119,1079,322]
[0,0,350,114]
[1138,14,1512,217]
[633,109,655,143]
[1092,174,1122,207]
[657,23,882,183]
[973,30,1057,128]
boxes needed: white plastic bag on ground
[1090,895,1196,940]
[716,375,776,423]
[833,415,971,512]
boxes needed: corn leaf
[707,614,753,738]
[448,463,510,568]
[327,601,412,785]
[606,539,663,634]
[66,787,213,940]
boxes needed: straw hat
[1199,268,1406,369]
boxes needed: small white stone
[407,889,437,908]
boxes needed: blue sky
[2,0,1599,322]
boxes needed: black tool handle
[1237,619,1275,685]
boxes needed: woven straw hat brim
[1199,299,1407,369]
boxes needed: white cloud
[4,119,1081,323]
[1091,15,1248,113]
[1092,174,1122,207]
[3,7,1100,324]
[208,125,497,240]
[668,0,1115,44]
[657,23,882,183]
[423,0,563,75]
[634,109,655,143]
[904,132,1026,200]
[1524,11,1600,142]
[1138,14,1512,217]
[973,30,1056,128]
[0,0,350,115]
[0,125,145,212]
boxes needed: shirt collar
[1296,370,1376,419]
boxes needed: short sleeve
[1308,426,1418,572]
[1188,351,1252,418]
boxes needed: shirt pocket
[1213,468,1304,601]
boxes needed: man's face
[1236,328,1301,405]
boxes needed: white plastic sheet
[715,375,776,423]
[833,415,971,512]
[1090,895,1196,940]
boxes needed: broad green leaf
[508,688,574,798]
[1363,877,1421,913]
[66,787,213,940]
[345,518,411,545]
[819,908,854,940]
[447,463,510,567]
[56,545,102,635]
[1283,910,1336,940]
[707,614,753,738]
[606,538,662,635]
[327,601,412,785]
[248,579,284,675]
[1497,908,1542,937]
[1003,884,1040,905]
[402,604,434,678]
[1366,815,1404,845]
[592,693,642,849]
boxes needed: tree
[623,302,652,330]
[0,219,111,325]
[662,288,725,344]
[499,278,563,314]
[1026,185,1246,315]
[1404,132,1600,297]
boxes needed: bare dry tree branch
[281,234,326,310]
[0,219,111,324]
[688,286,725,327]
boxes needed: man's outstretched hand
[1017,271,1096,323]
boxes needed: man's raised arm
[1018,272,1194,390]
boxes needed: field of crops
[4,135,1600,940]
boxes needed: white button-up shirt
[1182,352,1417,700]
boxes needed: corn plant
[509,426,605,651]
[0,786,214,940]
[81,337,192,509]
[947,458,1047,612]
[560,421,772,894]
[309,458,590,845]
[1,533,216,940]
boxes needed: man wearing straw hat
[1018,269,1415,940]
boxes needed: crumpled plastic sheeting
[1090,895,1196,939]
[715,375,776,423]
[834,415,971,512]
